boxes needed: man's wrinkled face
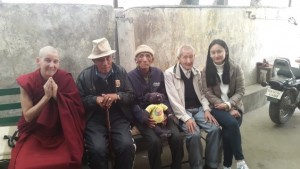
[93,55,113,74]
[178,48,195,70]
[135,52,154,70]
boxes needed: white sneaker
[237,161,249,169]
[223,167,231,169]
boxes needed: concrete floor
[2,103,299,169]
[240,104,300,169]
[133,103,300,169]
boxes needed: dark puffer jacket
[76,63,135,122]
[128,66,173,123]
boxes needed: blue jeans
[179,107,221,169]
[211,108,244,167]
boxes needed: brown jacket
[202,61,245,113]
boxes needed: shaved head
[39,46,58,58]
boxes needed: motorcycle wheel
[269,90,296,124]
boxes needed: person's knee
[148,136,162,148]
[115,139,135,154]
[210,125,221,134]
[87,142,107,157]
[187,131,201,140]
[170,129,181,140]
[227,120,240,129]
[207,126,221,140]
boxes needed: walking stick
[106,108,115,168]
[106,79,120,167]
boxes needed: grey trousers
[179,107,221,169]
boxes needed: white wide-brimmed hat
[88,38,116,59]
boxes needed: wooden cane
[106,108,115,168]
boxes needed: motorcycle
[261,57,300,124]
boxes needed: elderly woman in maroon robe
[8,46,85,169]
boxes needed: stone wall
[0,4,116,88]
[117,6,300,86]
[0,4,299,89]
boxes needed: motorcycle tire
[269,90,296,124]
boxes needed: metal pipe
[114,0,118,8]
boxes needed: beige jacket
[202,61,245,113]
[164,63,211,122]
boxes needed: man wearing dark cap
[128,45,184,169]
[76,38,135,169]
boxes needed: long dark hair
[205,39,230,87]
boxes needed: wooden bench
[0,88,21,167]
[0,88,194,168]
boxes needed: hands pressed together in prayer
[43,77,58,100]
[96,93,119,109]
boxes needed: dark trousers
[135,118,184,169]
[211,108,244,167]
[85,112,135,169]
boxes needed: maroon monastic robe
[9,69,85,169]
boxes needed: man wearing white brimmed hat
[76,38,135,169]
[128,45,184,169]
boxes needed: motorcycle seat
[277,67,300,79]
